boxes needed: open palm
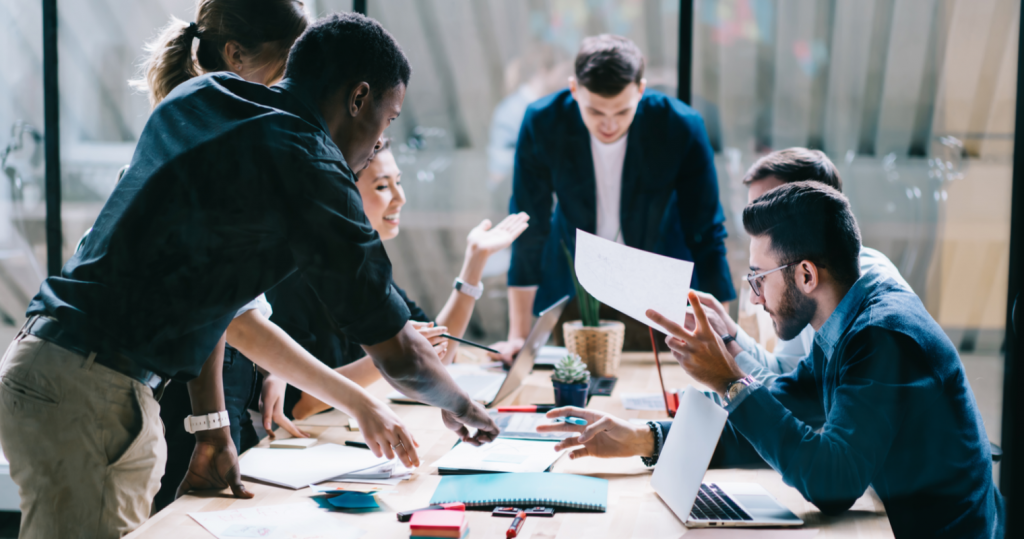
[466,212,529,255]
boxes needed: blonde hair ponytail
[130,16,201,108]
[131,1,308,109]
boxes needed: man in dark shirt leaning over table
[541,183,1003,538]
[0,13,498,539]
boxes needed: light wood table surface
[127,352,893,538]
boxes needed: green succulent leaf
[552,353,591,385]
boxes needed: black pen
[440,334,500,355]
[345,440,369,450]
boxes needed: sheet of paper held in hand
[189,503,365,539]
[574,230,694,335]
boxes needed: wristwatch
[453,277,484,300]
[720,333,736,346]
[724,376,756,406]
[184,411,231,434]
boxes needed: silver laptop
[651,387,804,528]
[388,296,569,407]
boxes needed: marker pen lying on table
[344,440,369,450]
[506,510,527,538]
[396,502,466,522]
[554,417,588,426]
[497,405,557,413]
[439,334,501,355]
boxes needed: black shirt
[267,271,430,370]
[27,73,410,380]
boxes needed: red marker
[497,405,556,413]
[506,510,526,538]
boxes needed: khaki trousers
[0,333,166,538]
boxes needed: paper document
[432,439,565,474]
[534,345,569,366]
[574,230,694,335]
[622,393,669,411]
[189,503,365,539]
[331,460,413,486]
[240,443,388,489]
[491,412,572,440]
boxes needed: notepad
[429,473,608,512]
[240,443,388,489]
[409,510,466,538]
[432,439,565,475]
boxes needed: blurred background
[0,0,1016,496]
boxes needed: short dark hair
[743,148,843,192]
[285,13,411,101]
[575,34,644,97]
[743,182,861,287]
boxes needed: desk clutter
[239,442,413,488]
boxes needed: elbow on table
[809,496,856,516]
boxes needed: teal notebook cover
[429,473,608,512]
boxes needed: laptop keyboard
[689,484,753,522]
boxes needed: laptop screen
[490,296,570,405]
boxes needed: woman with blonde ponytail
[133,0,308,108]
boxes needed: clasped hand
[647,290,746,396]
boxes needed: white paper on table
[679,529,818,538]
[574,230,694,335]
[621,393,670,411]
[189,502,365,539]
[432,438,564,473]
[240,443,388,489]
[534,345,569,366]
[330,460,414,485]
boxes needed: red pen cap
[506,510,527,538]
[440,503,465,511]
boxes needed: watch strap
[453,278,484,300]
[721,333,736,346]
[184,411,231,434]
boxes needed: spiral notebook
[429,473,608,512]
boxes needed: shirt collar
[813,264,887,360]
[273,78,332,136]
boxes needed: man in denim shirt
[542,183,1003,537]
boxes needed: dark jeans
[153,346,259,512]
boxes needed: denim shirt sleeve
[733,326,813,384]
[721,327,932,515]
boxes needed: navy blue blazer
[508,89,735,314]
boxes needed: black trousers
[153,346,259,512]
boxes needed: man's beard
[768,275,817,341]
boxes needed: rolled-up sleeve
[275,139,410,346]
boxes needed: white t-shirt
[590,134,628,243]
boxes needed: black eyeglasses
[745,263,791,297]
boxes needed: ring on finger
[394,440,405,449]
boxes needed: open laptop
[651,387,804,528]
[388,296,569,407]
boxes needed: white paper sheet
[679,530,818,538]
[621,393,670,411]
[240,443,388,489]
[189,503,365,539]
[574,230,694,335]
[330,460,414,485]
[534,345,569,366]
[432,439,565,473]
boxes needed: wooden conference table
[128,352,893,538]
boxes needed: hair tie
[185,22,200,39]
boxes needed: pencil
[440,333,501,355]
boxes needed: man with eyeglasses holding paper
[540,183,1003,538]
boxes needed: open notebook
[429,473,608,512]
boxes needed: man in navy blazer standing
[494,35,734,359]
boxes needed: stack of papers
[189,503,364,539]
[491,412,572,441]
[331,460,414,486]
[534,345,569,366]
[432,438,565,475]
[241,443,399,489]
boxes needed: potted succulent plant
[561,242,625,377]
[552,353,591,408]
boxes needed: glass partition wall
[693,0,1016,481]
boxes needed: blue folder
[429,473,608,512]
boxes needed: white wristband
[453,277,483,300]
[184,411,231,434]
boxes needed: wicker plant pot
[562,320,625,378]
